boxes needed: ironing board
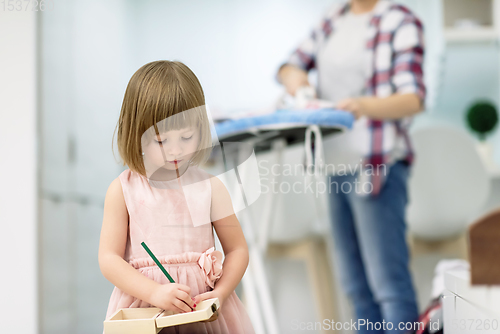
[214,109,353,152]
[213,109,354,334]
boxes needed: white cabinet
[443,269,500,333]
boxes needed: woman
[278,0,425,333]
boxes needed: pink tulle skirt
[104,251,255,334]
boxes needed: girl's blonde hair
[113,60,213,176]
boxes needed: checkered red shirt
[285,0,425,196]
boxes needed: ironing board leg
[227,142,280,334]
[258,138,286,254]
[250,247,280,334]
[239,208,280,334]
[241,267,266,334]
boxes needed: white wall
[0,9,38,334]
[125,0,336,116]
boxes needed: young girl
[99,60,255,333]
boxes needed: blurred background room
[1,0,500,333]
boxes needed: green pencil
[141,241,175,283]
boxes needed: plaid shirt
[285,0,425,196]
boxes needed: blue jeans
[327,161,418,334]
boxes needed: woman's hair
[113,60,213,176]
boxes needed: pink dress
[104,166,255,334]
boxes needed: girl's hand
[193,288,227,309]
[149,283,196,313]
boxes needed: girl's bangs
[155,108,201,135]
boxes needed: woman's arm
[336,93,423,120]
[98,178,195,313]
[194,176,249,306]
[276,3,344,96]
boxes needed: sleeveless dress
[104,165,255,334]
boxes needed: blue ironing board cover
[214,109,354,140]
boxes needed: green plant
[466,101,498,141]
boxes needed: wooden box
[104,298,220,334]
[468,207,500,285]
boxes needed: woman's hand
[336,98,362,119]
[337,94,422,120]
[193,288,227,309]
[278,64,310,96]
[149,283,196,313]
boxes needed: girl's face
[143,126,200,171]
